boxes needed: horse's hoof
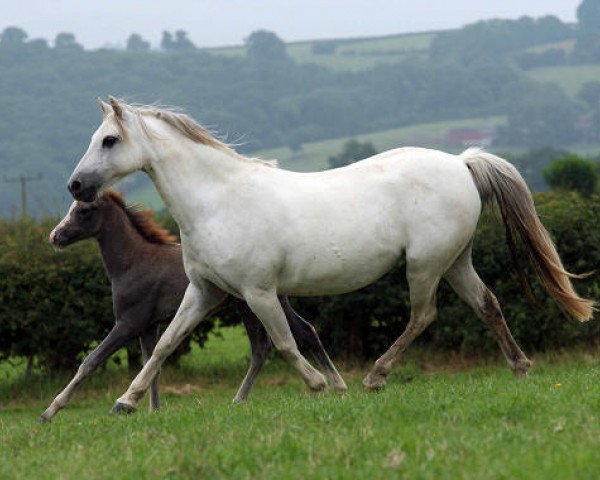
[38,415,51,424]
[363,374,386,392]
[307,372,327,392]
[110,401,136,415]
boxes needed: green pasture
[207,32,435,71]
[1,326,599,479]
[527,64,600,98]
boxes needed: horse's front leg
[243,289,326,392]
[111,282,227,414]
[140,329,161,411]
[39,322,136,422]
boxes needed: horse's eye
[102,135,120,149]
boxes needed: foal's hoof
[37,415,51,424]
[512,359,533,378]
[110,401,136,415]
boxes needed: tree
[126,33,150,52]
[0,26,27,47]
[328,139,377,169]
[161,30,195,51]
[508,147,571,191]
[496,85,580,147]
[54,33,83,51]
[174,30,195,50]
[573,0,600,63]
[160,31,175,50]
[543,155,598,197]
[245,30,289,64]
[577,81,600,108]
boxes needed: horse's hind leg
[281,297,347,393]
[363,265,440,391]
[444,246,532,377]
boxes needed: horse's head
[50,196,108,248]
[68,97,146,202]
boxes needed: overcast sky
[0,0,581,49]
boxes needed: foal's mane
[103,190,177,245]
[110,98,277,167]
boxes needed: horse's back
[259,147,483,294]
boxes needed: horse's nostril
[69,180,82,193]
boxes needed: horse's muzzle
[68,178,98,202]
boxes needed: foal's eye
[102,135,120,149]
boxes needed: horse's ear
[98,98,110,117]
[108,96,124,120]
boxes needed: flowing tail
[462,148,595,322]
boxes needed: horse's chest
[180,237,242,295]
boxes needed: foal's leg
[233,304,273,403]
[363,267,440,391]
[39,322,136,422]
[243,289,327,392]
[112,282,227,414]
[281,297,347,393]
[140,329,161,411]
[444,248,532,377]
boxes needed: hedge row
[0,192,598,371]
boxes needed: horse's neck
[146,142,249,234]
[96,206,146,278]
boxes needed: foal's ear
[108,96,124,120]
[98,98,110,117]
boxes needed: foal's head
[50,196,112,248]
[50,191,177,249]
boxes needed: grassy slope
[526,64,600,98]
[1,327,600,479]
[208,32,435,72]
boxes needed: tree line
[1,1,599,216]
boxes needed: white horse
[68,97,594,413]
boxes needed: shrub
[543,155,599,197]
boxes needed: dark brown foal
[40,191,345,422]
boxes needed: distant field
[207,32,436,71]
[1,326,599,479]
[527,64,600,97]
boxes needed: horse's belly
[278,244,402,296]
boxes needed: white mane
[112,99,278,168]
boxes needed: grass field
[207,32,436,72]
[1,327,599,479]
[527,64,600,98]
